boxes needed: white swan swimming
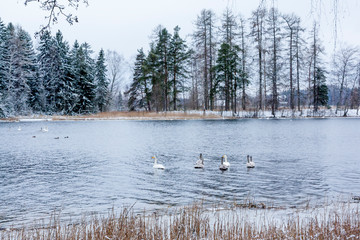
[194,153,204,169]
[152,156,165,170]
[246,155,255,168]
[41,126,48,132]
[17,126,21,131]
[222,154,230,167]
[219,155,229,171]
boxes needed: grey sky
[1,0,359,60]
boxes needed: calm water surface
[0,118,359,227]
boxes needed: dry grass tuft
[1,201,359,240]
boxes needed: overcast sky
[1,0,360,61]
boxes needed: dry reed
[1,201,359,240]
[50,111,223,121]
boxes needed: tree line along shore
[1,5,360,119]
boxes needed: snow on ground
[3,108,360,121]
[188,108,360,119]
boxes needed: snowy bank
[189,108,360,119]
[2,108,360,122]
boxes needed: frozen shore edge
[1,108,359,122]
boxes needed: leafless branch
[24,0,88,35]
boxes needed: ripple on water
[0,119,359,227]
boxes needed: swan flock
[152,154,255,171]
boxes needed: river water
[0,118,359,227]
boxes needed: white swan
[222,155,230,167]
[194,153,204,169]
[246,155,255,168]
[41,126,48,132]
[219,155,229,171]
[152,156,165,170]
[17,126,21,131]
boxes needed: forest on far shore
[1,5,359,118]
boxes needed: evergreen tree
[147,45,162,112]
[69,40,81,112]
[3,24,36,115]
[127,48,148,111]
[0,18,8,116]
[37,30,55,113]
[154,26,171,111]
[314,67,328,107]
[95,49,108,112]
[308,22,325,112]
[2,23,17,115]
[17,28,37,114]
[214,43,241,111]
[52,30,77,114]
[73,42,96,114]
[168,26,191,110]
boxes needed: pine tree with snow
[94,49,108,112]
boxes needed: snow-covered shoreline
[1,108,359,122]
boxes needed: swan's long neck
[154,157,157,164]
[247,155,250,163]
[250,156,253,162]
[224,155,228,162]
[221,156,224,165]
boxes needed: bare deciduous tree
[106,50,125,111]
[331,46,359,115]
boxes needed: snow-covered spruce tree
[69,40,81,113]
[37,30,56,113]
[53,30,77,115]
[127,48,150,111]
[0,18,8,117]
[2,24,36,116]
[94,49,108,112]
[16,27,37,115]
[168,26,191,111]
[71,42,96,114]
